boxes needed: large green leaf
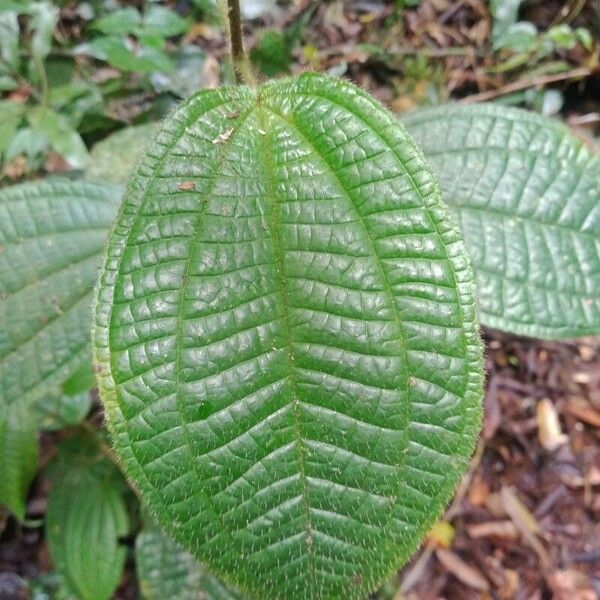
[136,526,243,600]
[46,437,130,600]
[403,103,600,339]
[0,180,120,414]
[94,73,483,600]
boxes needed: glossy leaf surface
[95,74,483,600]
[404,103,600,339]
[136,526,243,600]
[0,180,120,413]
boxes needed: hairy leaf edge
[93,73,485,598]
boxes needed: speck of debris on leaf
[177,181,196,191]
[212,128,234,144]
[227,111,240,119]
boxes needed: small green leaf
[4,126,49,165]
[28,106,89,169]
[136,527,243,600]
[87,123,157,184]
[0,11,19,68]
[0,409,38,520]
[546,24,578,50]
[491,0,524,42]
[0,180,120,415]
[0,100,24,160]
[575,28,593,51]
[92,7,141,36]
[150,47,207,99]
[494,21,538,52]
[34,390,92,431]
[404,102,600,339]
[28,1,59,60]
[46,440,130,600]
[140,6,189,38]
[94,73,483,599]
[80,36,174,74]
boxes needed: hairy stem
[226,0,245,84]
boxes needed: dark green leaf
[404,102,600,339]
[0,180,120,415]
[251,30,292,76]
[94,73,483,599]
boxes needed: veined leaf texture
[94,74,483,599]
[404,103,600,339]
[0,180,120,413]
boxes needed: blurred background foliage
[0,0,597,182]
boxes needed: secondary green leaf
[61,361,95,396]
[4,126,50,170]
[94,73,483,599]
[92,7,141,36]
[136,526,243,600]
[46,437,130,600]
[140,6,189,38]
[403,102,600,339]
[34,390,92,431]
[491,0,524,43]
[28,106,89,169]
[0,10,19,68]
[87,123,157,185]
[0,100,24,161]
[79,36,174,74]
[0,180,120,415]
[0,409,38,520]
[28,1,59,60]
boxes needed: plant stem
[226,0,245,84]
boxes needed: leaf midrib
[256,105,318,598]
[258,97,416,593]
[172,104,258,565]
